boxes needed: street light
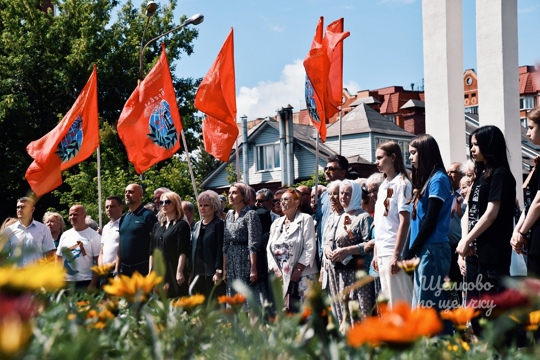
[138,13,204,82]
[138,1,158,82]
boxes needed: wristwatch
[216,269,223,274]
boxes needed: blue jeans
[412,242,451,311]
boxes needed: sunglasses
[159,200,172,205]
[324,166,342,172]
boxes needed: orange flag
[117,44,183,174]
[303,17,329,142]
[324,18,350,119]
[25,66,99,196]
[195,28,238,162]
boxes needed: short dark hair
[256,188,274,200]
[106,196,123,206]
[327,155,348,174]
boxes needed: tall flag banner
[303,17,329,142]
[324,18,350,119]
[195,28,238,162]
[25,66,99,196]
[117,43,183,174]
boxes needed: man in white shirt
[56,204,101,292]
[5,197,55,266]
[98,196,123,269]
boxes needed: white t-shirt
[6,220,55,267]
[374,174,412,257]
[101,219,120,265]
[56,227,101,282]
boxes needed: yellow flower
[510,310,540,331]
[0,314,33,358]
[0,261,65,294]
[217,294,246,306]
[440,307,480,331]
[103,271,162,303]
[397,258,420,274]
[90,264,115,277]
[172,294,205,309]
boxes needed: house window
[520,96,534,110]
[521,118,528,128]
[465,106,478,114]
[375,137,411,166]
[256,144,280,171]
[386,115,396,123]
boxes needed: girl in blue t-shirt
[405,134,453,322]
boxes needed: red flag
[195,28,238,162]
[25,66,99,196]
[324,18,350,119]
[304,17,329,142]
[117,44,183,174]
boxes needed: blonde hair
[159,192,185,225]
[42,212,66,230]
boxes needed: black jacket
[190,217,224,275]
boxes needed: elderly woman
[223,182,265,310]
[190,190,225,299]
[149,191,191,298]
[43,212,65,249]
[321,180,344,289]
[325,179,374,325]
[267,188,317,312]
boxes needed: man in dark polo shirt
[115,183,157,276]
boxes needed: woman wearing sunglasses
[371,141,413,308]
[149,191,191,298]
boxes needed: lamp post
[138,12,204,82]
[138,1,158,83]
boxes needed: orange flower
[397,258,420,274]
[347,301,442,348]
[217,294,246,306]
[172,294,205,309]
[510,310,540,332]
[102,271,162,303]
[440,307,480,330]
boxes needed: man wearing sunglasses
[315,155,349,267]
[116,184,157,277]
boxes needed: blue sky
[138,0,540,119]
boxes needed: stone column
[422,0,466,165]
[476,0,522,198]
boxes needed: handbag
[285,280,301,312]
[510,249,527,277]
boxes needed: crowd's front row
[4,108,540,338]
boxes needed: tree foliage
[0,0,202,221]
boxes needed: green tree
[0,0,201,221]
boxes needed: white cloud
[270,24,285,32]
[237,59,306,119]
[343,80,361,94]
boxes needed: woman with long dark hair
[372,141,413,308]
[456,125,516,296]
[512,107,540,276]
[405,134,453,318]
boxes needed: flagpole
[235,137,241,182]
[338,106,342,155]
[315,132,319,203]
[180,129,199,199]
[97,146,103,229]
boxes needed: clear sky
[138,0,540,119]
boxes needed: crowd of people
[3,107,540,337]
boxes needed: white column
[476,0,522,199]
[422,0,466,165]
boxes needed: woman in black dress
[190,190,225,299]
[149,191,191,298]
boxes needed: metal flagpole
[97,146,103,229]
[338,105,343,155]
[235,118,241,181]
[180,129,199,199]
[314,132,319,202]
